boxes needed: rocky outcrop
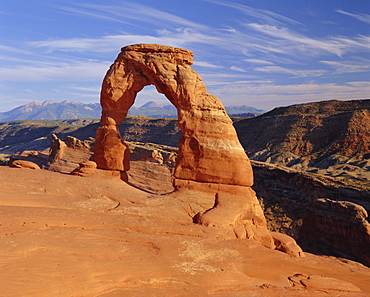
[251,160,370,235]
[234,99,370,171]
[93,44,272,247]
[299,198,370,266]
[70,160,97,177]
[9,159,41,170]
[64,136,93,151]
[288,273,361,292]
[49,134,66,163]
[9,150,49,169]
[270,232,305,257]
[94,44,252,186]
[126,141,177,166]
[251,160,370,264]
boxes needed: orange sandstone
[94,44,269,246]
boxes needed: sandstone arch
[94,44,273,247]
[94,44,253,186]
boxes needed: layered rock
[234,99,370,172]
[93,44,272,247]
[70,160,97,177]
[299,198,370,266]
[64,136,92,151]
[126,141,177,166]
[94,44,252,186]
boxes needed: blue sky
[0,0,369,112]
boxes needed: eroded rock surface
[9,159,41,170]
[288,274,361,292]
[49,133,66,163]
[270,231,305,257]
[94,44,252,185]
[93,44,272,246]
[299,198,370,266]
[64,136,93,151]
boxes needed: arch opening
[129,85,177,118]
[121,85,180,194]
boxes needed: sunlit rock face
[95,43,252,186]
[94,44,273,247]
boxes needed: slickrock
[9,159,41,170]
[93,44,272,247]
[1,166,369,296]
[270,232,305,257]
[288,274,361,292]
[10,150,49,169]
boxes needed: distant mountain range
[0,101,101,121]
[0,100,264,121]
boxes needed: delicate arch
[94,44,253,187]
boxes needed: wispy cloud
[321,60,370,74]
[193,61,222,68]
[28,29,221,53]
[245,59,274,65]
[209,81,370,108]
[230,66,247,72]
[0,60,110,82]
[254,66,327,78]
[56,1,208,31]
[28,1,370,63]
[336,9,370,24]
[247,24,350,57]
[204,0,302,26]
[67,85,101,93]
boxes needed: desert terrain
[1,98,370,296]
[1,161,370,296]
[0,47,369,296]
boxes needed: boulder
[270,231,305,257]
[10,160,41,170]
[70,161,97,177]
[10,150,49,168]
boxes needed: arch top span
[94,43,253,187]
[121,43,194,65]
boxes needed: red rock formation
[270,231,305,257]
[70,160,97,177]
[49,134,66,163]
[234,99,370,167]
[94,44,252,186]
[299,198,370,266]
[93,44,272,247]
[64,136,92,151]
[10,159,41,170]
